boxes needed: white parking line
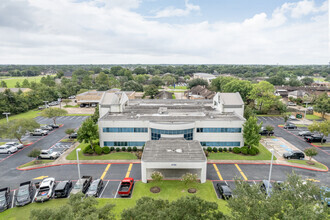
[99,180,109,198]
[268,117,274,121]
[224,180,228,185]
[11,190,16,208]
[32,191,38,203]
[69,116,75,120]
[261,117,266,120]
[253,181,257,185]
[114,182,121,198]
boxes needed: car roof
[55,181,69,190]
[262,180,272,188]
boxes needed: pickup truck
[30,129,48,136]
[71,176,92,195]
[35,177,55,202]
[38,149,61,160]
[118,177,134,197]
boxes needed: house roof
[218,93,244,106]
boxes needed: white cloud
[151,0,200,18]
[0,0,328,64]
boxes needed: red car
[118,177,134,197]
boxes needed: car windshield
[74,183,82,189]
[0,193,5,202]
[89,184,97,191]
[17,186,29,197]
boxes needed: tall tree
[41,107,68,125]
[249,81,278,112]
[211,76,235,92]
[308,121,330,144]
[122,80,143,92]
[1,81,7,88]
[77,118,99,150]
[313,93,330,119]
[243,116,262,148]
[304,148,318,164]
[143,85,159,99]
[0,119,40,144]
[222,79,253,103]
[188,78,208,89]
[22,79,30,88]
[15,81,21,88]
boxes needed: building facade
[98,92,245,148]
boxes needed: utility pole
[2,112,10,123]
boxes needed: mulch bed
[150,186,161,193]
[188,188,197,193]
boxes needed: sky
[0,0,329,65]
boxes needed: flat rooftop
[142,139,206,162]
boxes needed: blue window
[103,127,148,133]
[196,128,241,133]
[200,142,241,147]
[104,141,145,147]
[151,128,193,140]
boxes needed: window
[200,142,241,147]
[103,127,148,133]
[151,128,193,140]
[104,141,145,147]
[196,128,241,133]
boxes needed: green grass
[305,114,322,120]
[18,160,54,169]
[66,143,138,160]
[0,142,5,145]
[60,138,76,143]
[172,93,176,99]
[0,110,41,124]
[257,115,282,117]
[66,114,92,116]
[287,160,328,170]
[0,76,46,88]
[312,142,330,147]
[63,105,79,108]
[0,180,229,219]
[168,86,187,90]
[207,143,276,160]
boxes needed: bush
[229,147,232,152]
[181,173,198,185]
[224,148,227,152]
[95,146,103,155]
[204,150,209,157]
[103,146,110,154]
[87,149,94,154]
[28,148,41,158]
[133,147,137,152]
[241,146,248,155]
[219,148,223,152]
[151,171,163,182]
[122,147,126,152]
[110,147,115,151]
[248,147,257,155]
[127,147,132,152]
[135,151,143,159]
[207,147,212,152]
[82,145,91,154]
[233,147,241,154]
[213,147,218,153]
[116,147,120,152]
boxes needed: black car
[69,133,78,139]
[304,135,326,143]
[284,123,297,129]
[0,187,10,212]
[259,127,274,136]
[260,180,273,196]
[49,124,60,129]
[216,182,232,199]
[283,151,305,160]
[86,179,103,197]
[15,181,34,207]
[54,180,72,198]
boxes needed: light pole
[76,148,81,180]
[267,149,274,197]
[43,101,48,109]
[2,112,10,123]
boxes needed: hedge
[103,146,110,154]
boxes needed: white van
[0,145,18,154]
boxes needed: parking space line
[212,164,223,181]
[99,180,109,198]
[234,164,248,181]
[268,117,274,121]
[100,164,111,180]
[32,191,38,203]
[125,163,133,178]
[114,182,121,198]
[11,190,16,208]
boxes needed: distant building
[193,73,216,84]
[288,90,308,99]
[0,88,32,93]
[185,85,215,99]
[76,90,136,106]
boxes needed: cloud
[151,0,200,18]
[0,0,328,64]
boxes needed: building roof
[193,73,216,79]
[0,88,32,93]
[188,85,215,99]
[76,90,104,103]
[155,91,173,99]
[142,139,206,162]
[218,93,244,106]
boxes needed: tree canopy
[313,93,330,119]
[143,85,159,99]
[243,116,262,148]
[41,107,68,125]
[77,118,99,149]
[188,78,208,89]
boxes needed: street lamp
[76,148,81,180]
[267,149,274,197]
[2,112,10,123]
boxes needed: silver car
[5,142,23,149]
[0,145,18,154]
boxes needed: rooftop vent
[158,107,168,114]
[166,149,183,153]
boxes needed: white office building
[98,92,245,149]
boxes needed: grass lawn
[66,143,138,160]
[0,76,47,88]
[313,142,330,147]
[168,86,187,90]
[287,160,328,170]
[0,180,229,220]
[18,160,54,169]
[172,94,176,99]
[207,143,276,160]
[63,105,79,108]
[60,138,76,143]
[66,113,92,116]
[0,142,5,145]
[305,114,322,120]
[0,110,41,124]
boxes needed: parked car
[86,179,103,197]
[118,177,134,197]
[320,186,330,207]
[259,127,274,136]
[260,180,273,196]
[91,103,97,107]
[283,150,305,160]
[38,149,61,160]
[289,115,296,120]
[54,180,72,198]
[5,142,23,149]
[69,133,78,139]
[71,176,92,195]
[30,129,48,136]
[80,104,85,108]
[35,177,56,202]
[0,145,18,154]
[216,182,232,199]
[0,188,10,212]
[304,135,326,143]
[307,106,314,111]
[68,95,76,99]
[283,123,297,129]
[40,125,53,131]
[15,181,34,207]
[298,131,313,136]
[48,124,59,129]
[287,102,296,106]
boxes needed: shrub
[224,148,227,152]
[181,173,198,185]
[241,146,248,155]
[116,147,120,152]
[213,147,218,153]
[87,149,94,154]
[248,147,257,155]
[135,151,143,159]
[207,147,212,152]
[127,147,132,152]
[204,150,209,157]
[219,148,223,152]
[121,147,126,152]
[233,147,241,154]
[95,146,103,155]
[82,145,91,154]
[110,147,115,151]
[103,146,110,154]
[151,171,163,182]
[28,148,41,158]
[229,147,232,152]
[133,147,137,152]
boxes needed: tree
[77,118,99,150]
[41,107,68,125]
[1,81,7,88]
[162,75,176,86]
[0,119,40,144]
[15,81,21,88]
[304,148,318,164]
[30,193,115,220]
[65,128,75,136]
[222,79,253,103]
[227,173,329,220]
[62,99,71,106]
[301,77,314,85]
[181,173,198,185]
[211,76,235,92]
[265,125,274,136]
[249,81,279,113]
[150,76,164,87]
[95,72,109,90]
[28,148,41,158]
[143,85,159,99]
[282,113,289,123]
[243,106,255,120]
[188,78,208,89]
[122,80,143,92]
[133,67,147,75]
[22,79,30,88]
[151,171,163,182]
[243,116,262,148]
[313,93,330,119]
[91,105,99,123]
[121,196,224,220]
[308,121,330,144]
